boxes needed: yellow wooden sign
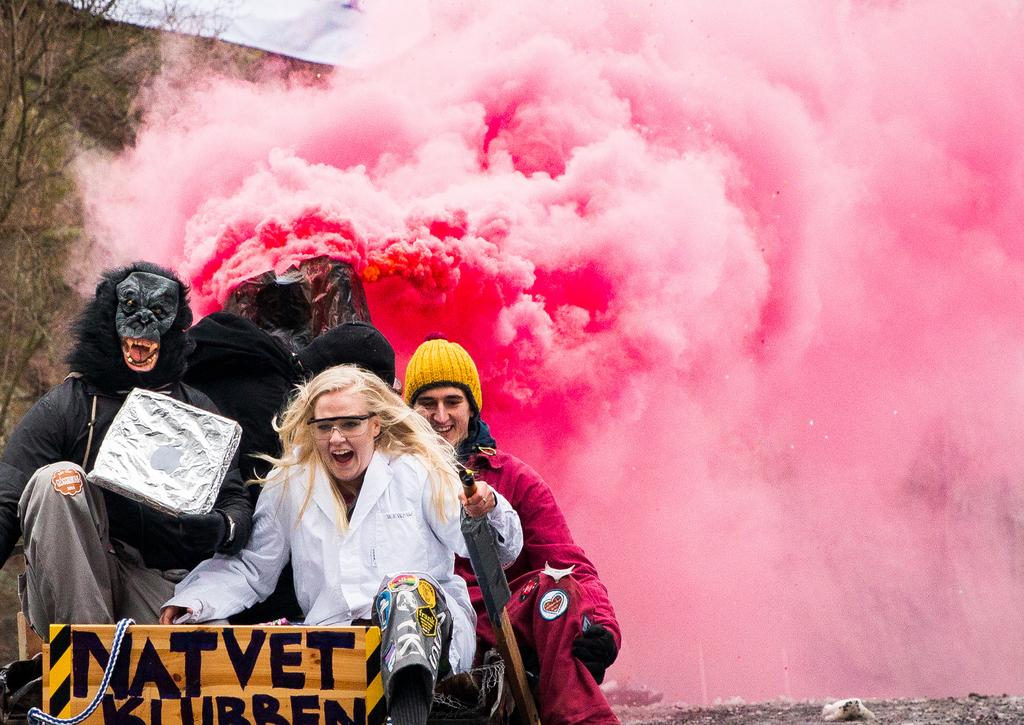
[42,624,384,724]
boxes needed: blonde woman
[160,365,523,724]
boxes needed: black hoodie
[185,312,302,481]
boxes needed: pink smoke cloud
[79,0,1024,702]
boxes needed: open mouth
[121,337,160,372]
[433,424,454,434]
[331,450,355,465]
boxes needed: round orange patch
[50,469,84,496]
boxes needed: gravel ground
[615,694,1024,724]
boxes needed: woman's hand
[159,605,191,624]
[460,480,497,519]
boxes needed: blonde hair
[259,365,461,530]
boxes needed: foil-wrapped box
[89,389,241,516]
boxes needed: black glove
[571,623,617,684]
[178,511,228,551]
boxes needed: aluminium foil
[88,388,241,516]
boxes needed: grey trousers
[18,462,177,641]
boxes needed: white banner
[83,0,428,67]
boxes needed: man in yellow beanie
[405,334,620,725]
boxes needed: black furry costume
[0,262,252,568]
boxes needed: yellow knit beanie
[404,334,483,412]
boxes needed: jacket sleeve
[182,385,254,555]
[210,455,254,555]
[507,460,622,647]
[165,478,290,621]
[484,492,523,567]
[422,468,523,568]
[0,385,77,564]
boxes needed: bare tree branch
[0,0,166,441]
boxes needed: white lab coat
[165,450,523,672]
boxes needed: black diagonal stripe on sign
[367,696,386,725]
[51,677,71,716]
[50,625,70,661]
[366,640,380,685]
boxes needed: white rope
[28,618,135,725]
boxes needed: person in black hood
[184,314,397,623]
[185,312,301,483]
[185,315,397,483]
[0,262,253,639]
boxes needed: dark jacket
[0,377,253,570]
[185,312,300,482]
[185,312,306,622]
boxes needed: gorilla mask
[115,272,179,372]
[67,261,194,392]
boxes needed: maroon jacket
[455,447,621,648]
